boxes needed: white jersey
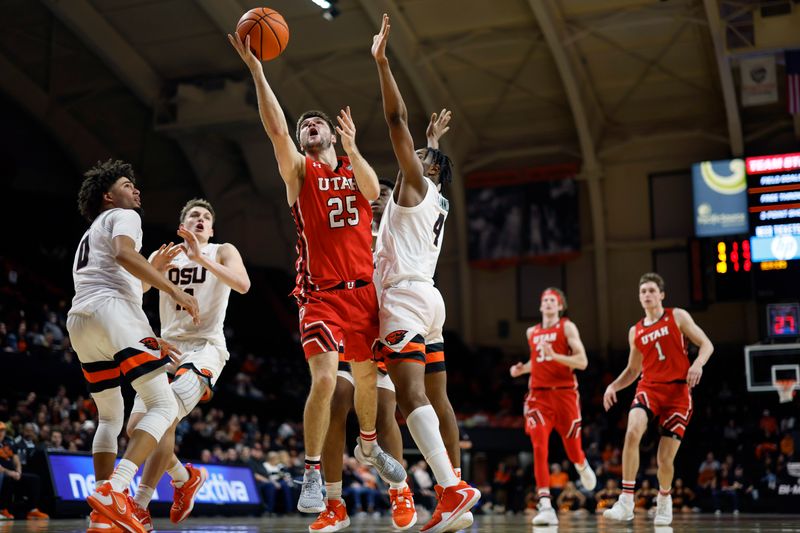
[375,178,448,288]
[70,209,143,315]
[159,243,230,348]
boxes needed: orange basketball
[236,7,289,61]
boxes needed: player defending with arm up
[372,15,480,533]
[509,288,596,526]
[602,272,713,526]
[228,31,405,515]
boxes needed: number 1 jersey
[375,178,449,289]
[291,155,374,298]
[633,307,690,384]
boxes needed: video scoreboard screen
[747,152,800,262]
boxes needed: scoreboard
[747,152,800,262]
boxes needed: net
[775,379,797,403]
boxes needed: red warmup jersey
[633,307,690,384]
[291,156,374,298]
[528,318,577,389]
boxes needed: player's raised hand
[426,108,452,146]
[150,242,181,273]
[158,338,183,364]
[227,32,262,72]
[371,14,390,62]
[687,361,703,388]
[603,385,617,411]
[335,106,358,155]
[173,289,200,326]
[510,362,525,378]
[177,225,202,261]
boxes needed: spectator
[595,479,621,512]
[13,424,39,467]
[634,478,657,511]
[41,313,64,348]
[263,450,294,514]
[671,478,695,513]
[556,482,587,514]
[0,422,48,519]
[47,431,65,452]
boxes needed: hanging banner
[740,55,778,107]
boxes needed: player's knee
[126,413,143,439]
[396,387,428,414]
[172,371,207,419]
[92,389,124,454]
[312,372,337,397]
[133,375,179,440]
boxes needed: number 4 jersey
[291,155,374,298]
[71,208,144,314]
[633,307,690,384]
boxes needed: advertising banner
[691,159,748,237]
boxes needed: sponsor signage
[691,159,749,237]
[47,453,260,505]
[747,153,800,262]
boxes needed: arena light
[309,0,331,8]
[308,0,339,20]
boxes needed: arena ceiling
[1,0,798,347]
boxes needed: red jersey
[527,317,577,389]
[633,307,689,384]
[291,156,374,298]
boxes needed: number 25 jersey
[375,178,448,288]
[291,156,374,298]
[633,307,689,384]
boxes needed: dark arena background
[1,0,800,532]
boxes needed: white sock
[167,459,190,487]
[406,405,458,488]
[576,459,589,471]
[134,484,155,508]
[109,459,138,493]
[620,492,634,505]
[326,481,343,502]
[360,429,377,454]
[539,496,552,509]
[389,480,408,491]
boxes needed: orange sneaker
[25,508,48,520]
[131,502,153,532]
[419,481,480,533]
[87,483,146,533]
[87,510,124,533]
[389,486,417,530]
[0,509,13,520]
[308,499,350,532]
[170,463,207,524]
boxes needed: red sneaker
[308,499,350,532]
[87,483,146,533]
[25,508,49,520]
[131,501,153,532]
[0,509,13,520]
[87,510,123,533]
[389,486,417,530]
[170,463,207,523]
[419,481,480,533]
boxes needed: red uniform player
[510,288,596,526]
[603,273,713,526]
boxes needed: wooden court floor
[1,514,798,532]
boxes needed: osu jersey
[633,307,689,384]
[159,243,230,348]
[291,156,374,299]
[527,317,577,389]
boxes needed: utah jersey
[633,307,689,384]
[71,209,143,314]
[159,243,230,348]
[527,318,577,389]
[292,155,374,298]
[375,178,448,288]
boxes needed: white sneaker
[603,499,634,521]
[532,505,558,525]
[654,495,672,525]
[576,462,597,491]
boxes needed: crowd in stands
[1,255,799,519]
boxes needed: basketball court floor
[2,514,798,532]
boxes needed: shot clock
[767,303,800,338]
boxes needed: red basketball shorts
[298,283,379,362]
[631,381,693,439]
[524,388,583,439]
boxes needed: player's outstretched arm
[547,321,588,370]
[674,308,714,388]
[603,326,643,411]
[177,226,251,294]
[113,235,200,324]
[141,243,181,293]
[335,106,379,201]
[228,32,304,202]
[371,14,425,205]
[426,109,452,150]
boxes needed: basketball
[236,7,289,61]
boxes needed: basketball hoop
[774,379,797,403]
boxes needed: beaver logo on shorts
[139,337,160,351]
[385,330,408,346]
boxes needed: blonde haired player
[509,288,596,526]
[603,272,713,526]
[125,199,250,531]
[372,15,480,533]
